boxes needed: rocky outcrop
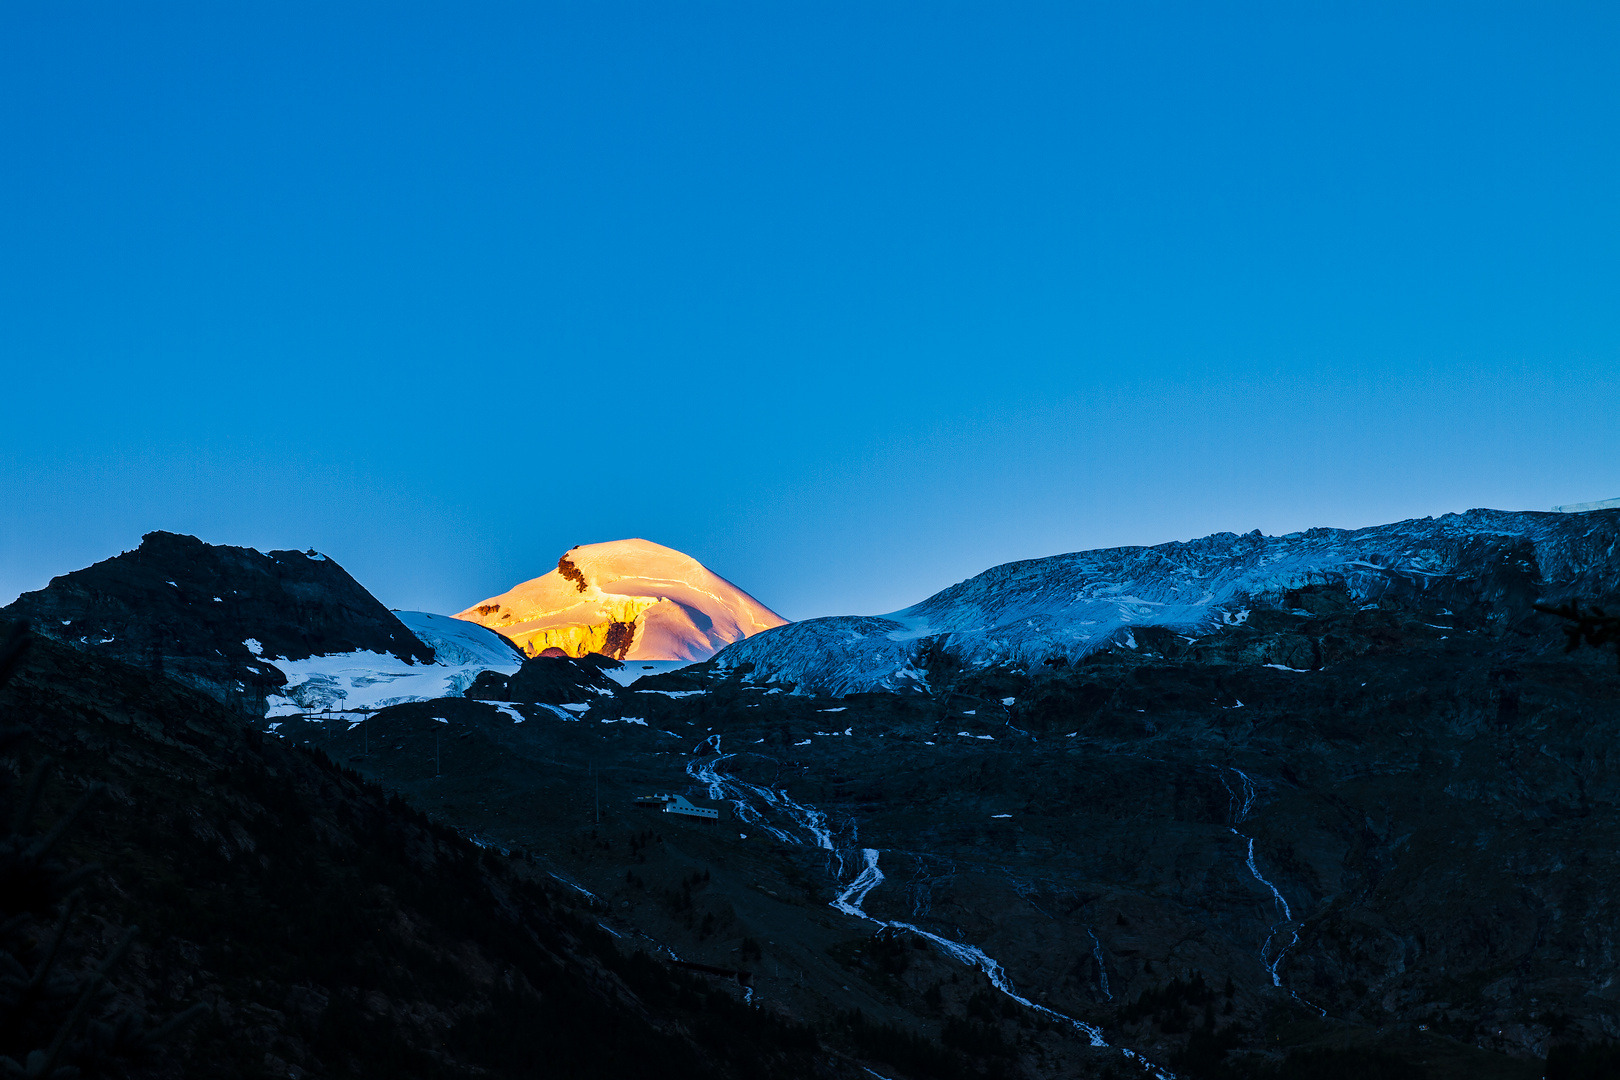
[466,651,624,704]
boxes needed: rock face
[456,539,788,662]
[1,531,434,713]
[716,509,1620,695]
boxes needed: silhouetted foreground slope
[0,627,839,1080]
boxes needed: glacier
[713,508,1620,696]
[264,610,524,716]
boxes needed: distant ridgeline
[0,533,793,720]
[12,513,1620,712]
[715,508,1620,695]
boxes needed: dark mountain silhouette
[2,532,433,715]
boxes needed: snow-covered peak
[714,509,1620,695]
[454,539,788,662]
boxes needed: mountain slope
[0,531,435,713]
[0,627,844,1080]
[457,539,788,662]
[715,509,1620,695]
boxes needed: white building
[633,793,720,821]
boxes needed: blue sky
[3,2,1618,619]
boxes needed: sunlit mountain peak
[454,538,787,662]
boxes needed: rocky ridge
[1,531,435,714]
[715,509,1620,695]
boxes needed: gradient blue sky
[4,3,1618,620]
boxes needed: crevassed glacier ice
[265,610,523,716]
